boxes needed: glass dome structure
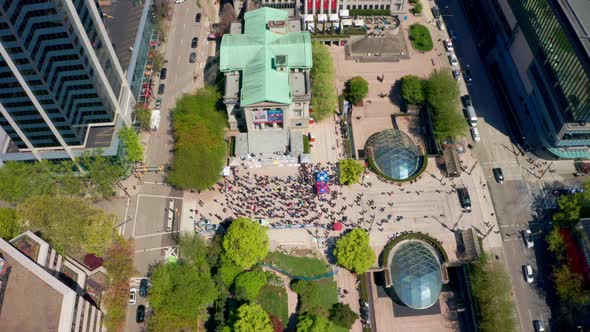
[365,129,421,180]
[390,241,442,309]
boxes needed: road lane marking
[135,245,178,253]
[121,197,131,236]
[138,193,184,200]
[133,232,172,239]
[528,309,532,322]
[132,195,141,237]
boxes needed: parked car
[463,105,478,127]
[492,168,504,183]
[470,127,481,142]
[533,320,545,332]
[139,278,148,297]
[464,66,473,83]
[431,5,440,19]
[155,98,162,109]
[452,69,461,80]
[189,52,197,63]
[174,0,185,3]
[523,229,534,248]
[523,265,534,283]
[136,305,146,323]
[129,288,137,304]
[160,68,167,80]
[437,19,446,31]
[443,39,453,52]
[157,84,165,95]
[448,53,458,66]
[461,95,472,108]
[457,187,471,211]
[191,37,198,48]
[195,13,201,23]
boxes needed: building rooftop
[289,71,308,97]
[0,239,76,332]
[220,7,312,106]
[558,0,590,61]
[99,0,144,70]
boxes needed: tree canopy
[102,238,135,331]
[425,69,466,140]
[345,76,369,105]
[149,262,219,330]
[234,268,267,301]
[168,87,227,190]
[339,159,364,185]
[118,126,144,163]
[333,228,376,274]
[134,105,152,131]
[223,217,269,269]
[296,312,336,332]
[401,75,425,106]
[552,180,590,226]
[311,42,338,121]
[233,303,273,332]
[329,303,358,329]
[469,254,516,332]
[16,195,118,256]
[291,280,322,314]
[0,208,20,240]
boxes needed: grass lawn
[263,251,331,278]
[409,24,433,52]
[257,285,289,324]
[316,279,339,309]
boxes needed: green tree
[291,280,321,314]
[469,254,517,332]
[425,69,466,140]
[296,312,336,332]
[345,76,369,105]
[149,262,219,331]
[233,303,273,332]
[83,212,119,256]
[412,1,423,14]
[223,217,269,269]
[118,126,144,163]
[0,208,20,240]
[78,150,125,199]
[168,87,227,190]
[311,42,338,121]
[400,75,425,105]
[235,268,267,301]
[17,196,93,255]
[339,159,364,185]
[329,303,358,329]
[134,105,152,131]
[0,161,55,203]
[546,227,566,262]
[333,229,376,274]
[553,265,590,305]
[217,252,245,286]
[102,239,135,331]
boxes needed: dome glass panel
[365,129,421,180]
[390,241,442,309]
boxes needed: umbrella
[333,222,343,231]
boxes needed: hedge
[367,154,428,183]
[380,232,449,267]
[349,9,390,16]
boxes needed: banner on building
[253,109,283,123]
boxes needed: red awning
[333,222,343,231]
[307,0,336,10]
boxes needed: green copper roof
[220,8,312,106]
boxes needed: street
[432,0,554,330]
[120,0,219,330]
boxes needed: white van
[464,105,478,127]
[436,19,446,31]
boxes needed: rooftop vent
[268,20,287,34]
[275,55,288,72]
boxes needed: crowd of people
[190,162,424,233]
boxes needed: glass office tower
[0,0,132,160]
